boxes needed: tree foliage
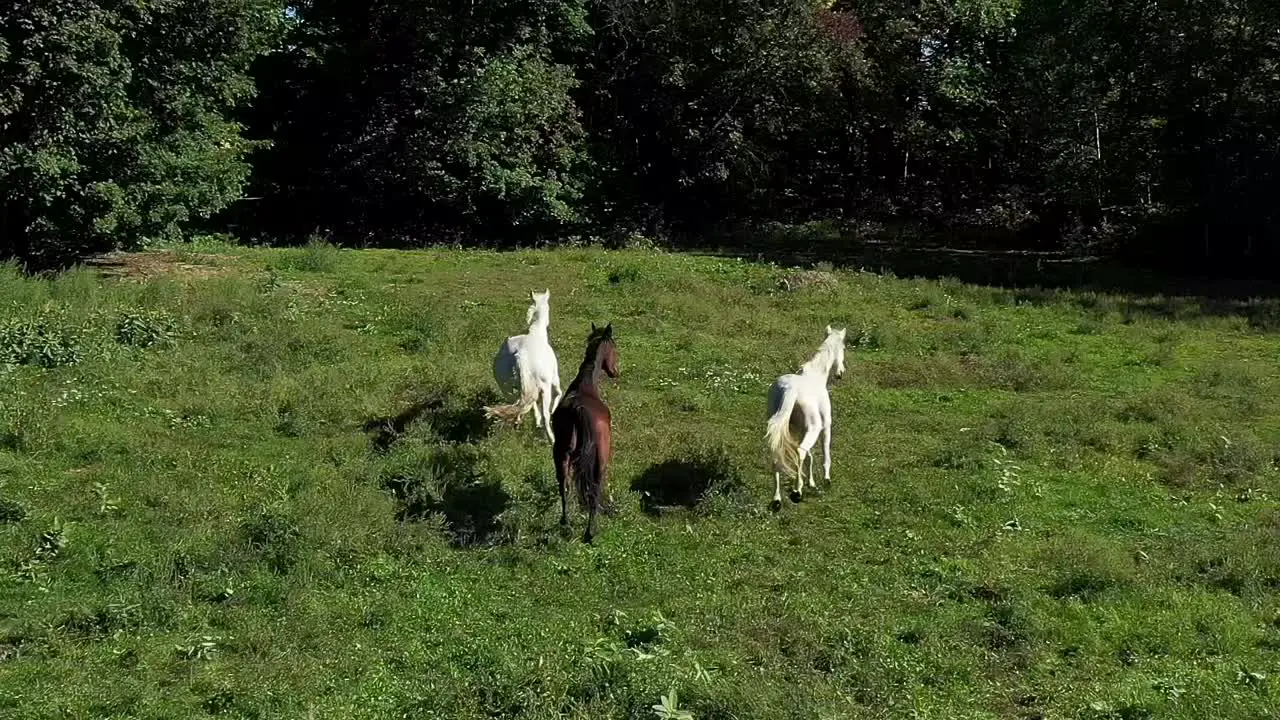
[577,0,865,231]
[1,0,284,268]
[241,0,592,245]
[3,0,1279,273]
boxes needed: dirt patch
[778,269,839,292]
[84,249,240,282]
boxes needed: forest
[2,0,1278,276]
[3,4,1280,717]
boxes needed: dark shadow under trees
[693,221,1280,328]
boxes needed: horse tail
[765,384,801,478]
[570,404,601,513]
[484,350,539,424]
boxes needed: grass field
[1,240,1277,719]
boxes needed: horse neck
[526,309,550,336]
[526,321,549,340]
[569,347,604,394]
[800,345,834,383]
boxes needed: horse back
[558,388,609,420]
[552,390,611,458]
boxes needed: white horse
[484,290,563,443]
[764,325,847,505]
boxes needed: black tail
[570,405,601,515]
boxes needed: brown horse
[551,322,620,543]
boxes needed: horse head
[590,322,620,379]
[526,289,551,328]
[825,324,847,379]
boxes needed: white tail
[484,351,539,424]
[765,385,801,478]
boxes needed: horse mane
[569,325,612,390]
[526,300,550,331]
[800,334,840,376]
[584,325,610,354]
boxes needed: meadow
[0,240,1277,719]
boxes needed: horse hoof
[789,490,802,504]
[582,533,594,544]
[769,499,782,513]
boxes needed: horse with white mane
[484,290,563,443]
[764,325,847,507]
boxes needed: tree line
[3,0,1278,274]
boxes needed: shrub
[0,315,83,367]
[0,496,28,524]
[241,509,302,574]
[0,0,286,267]
[115,309,179,348]
[380,444,513,548]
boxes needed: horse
[484,290,563,443]
[551,322,620,543]
[764,325,847,507]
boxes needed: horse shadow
[523,470,562,517]
[630,447,748,517]
[362,384,502,451]
[518,469,598,543]
[381,446,512,548]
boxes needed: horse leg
[554,440,571,527]
[584,455,602,543]
[540,383,556,444]
[584,498,598,543]
[795,424,821,499]
[822,412,833,483]
[773,471,783,508]
[549,379,562,414]
[603,438,615,513]
[790,443,802,499]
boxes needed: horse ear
[826,324,833,335]
[604,323,613,338]
[591,322,597,332]
[530,290,537,300]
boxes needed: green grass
[1,242,1278,719]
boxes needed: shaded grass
[0,244,1276,718]
[631,442,750,517]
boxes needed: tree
[241,0,592,245]
[578,0,867,234]
[224,0,1280,274]
[1004,0,1280,266]
[0,0,285,268]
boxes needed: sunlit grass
[0,243,1276,718]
